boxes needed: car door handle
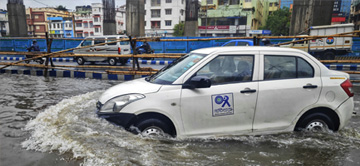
[240,89,257,93]
[303,84,318,89]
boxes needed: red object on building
[198,26,230,30]
[332,17,346,22]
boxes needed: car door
[180,52,259,136]
[253,51,321,132]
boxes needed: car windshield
[146,53,207,84]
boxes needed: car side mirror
[183,76,211,89]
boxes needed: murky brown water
[1,73,360,166]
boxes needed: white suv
[96,47,354,138]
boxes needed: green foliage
[55,5,68,12]
[173,23,185,36]
[263,7,291,36]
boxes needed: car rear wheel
[135,118,174,137]
[295,112,335,132]
[108,58,117,66]
[76,57,85,65]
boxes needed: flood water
[1,73,360,166]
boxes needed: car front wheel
[295,112,335,132]
[135,118,174,137]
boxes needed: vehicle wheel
[25,60,30,64]
[295,112,335,132]
[323,51,335,60]
[135,118,174,137]
[38,59,44,64]
[76,57,85,65]
[108,58,117,66]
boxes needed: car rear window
[264,55,314,80]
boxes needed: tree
[173,23,185,36]
[262,7,291,36]
[55,5,68,12]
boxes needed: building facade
[26,7,72,37]
[144,0,186,37]
[74,3,126,37]
[47,17,74,38]
[0,9,9,37]
[116,5,126,35]
[198,0,269,37]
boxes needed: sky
[0,0,126,11]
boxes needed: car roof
[191,46,309,55]
[84,35,128,39]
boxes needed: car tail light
[118,47,121,54]
[341,79,354,97]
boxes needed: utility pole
[205,0,208,37]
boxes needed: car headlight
[99,94,145,113]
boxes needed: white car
[96,47,354,138]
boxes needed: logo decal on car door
[212,93,234,117]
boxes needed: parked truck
[280,23,354,59]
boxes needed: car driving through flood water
[96,47,354,138]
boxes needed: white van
[96,47,354,138]
[74,35,131,66]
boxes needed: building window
[182,0,184,4]
[84,23,88,28]
[165,9,172,15]
[151,9,161,18]
[144,21,146,26]
[36,26,40,30]
[151,21,161,29]
[166,0,172,3]
[26,14,30,19]
[94,17,99,22]
[245,0,251,2]
[99,8,101,12]
[76,23,82,27]
[151,0,161,6]
[95,27,100,33]
[57,24,60,28]
[165,20,171,26]
[34,15,39,19]
[144,10,146,15]
[90,22,93,28]
[207,0,213,4]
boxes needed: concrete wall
[126,0,144,37]
[290,0,334,35]
[102,0,116,35]
[7,0,27,37]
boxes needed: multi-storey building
[0,9,9,37]
[47,17,74,38]
[198,0,269,37]
[74,3,103,37]
[26,7,72,37]
[144,0,186,37]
